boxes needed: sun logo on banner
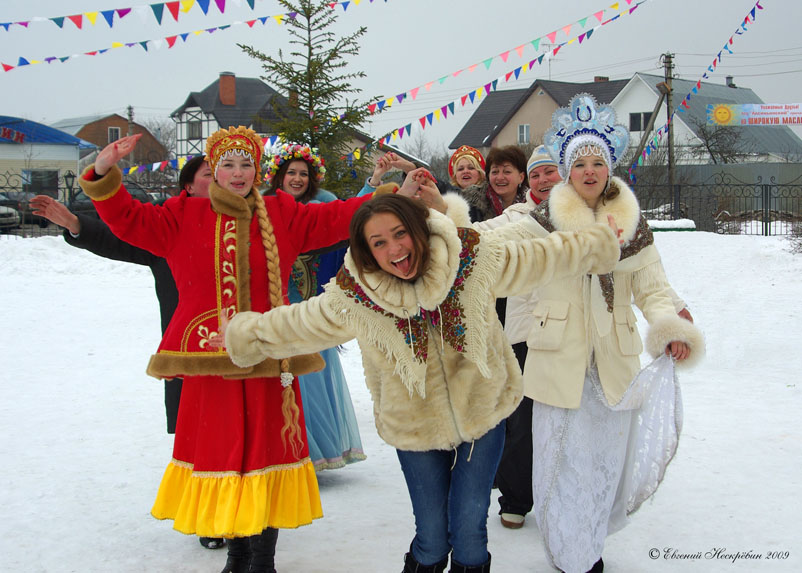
[707,104,738,126]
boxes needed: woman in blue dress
[264,144,366,471]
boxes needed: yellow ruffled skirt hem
[151,458,323,537]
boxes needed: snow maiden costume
[225,192,622,572]
[76,127,378,543]
[266,143,366,471]
[513,95,705,573]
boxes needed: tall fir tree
[240,0,381,195]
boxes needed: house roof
[51,114,124,136]
[634,72,802,157]
[0,116,97,149]
[171,76,286,129]
[449,78,628,149]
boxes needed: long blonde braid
[251,187,305,459]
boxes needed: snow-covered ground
[1,231,800,572]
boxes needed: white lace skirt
[532,356,681,573]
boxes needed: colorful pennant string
[1,1,390,72]
[627,0,764,181]
[338,0,644,163]
[0,0,366,31]
[366,0,640,113]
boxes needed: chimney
[726,75,736,88]
[219,71,236,106]
[594,76,609,83]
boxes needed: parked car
[0,190,48,227]
[148,191,173,205]
[70,180,155,218]
[0,204,22,232]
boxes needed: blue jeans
[396,421,505,567]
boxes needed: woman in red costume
[77,127,391,573]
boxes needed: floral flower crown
[543,93,629,179]
[264,143,326,184]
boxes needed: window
[108,126,120,143]
[187,120,202,140]
[518,124,531,145]
[22,169,59,195]
[629,112,653,133]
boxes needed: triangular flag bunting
[377,101,385,111]
[197,0,211,14]
[586,29,594,40]
[434,109,441,121]
[51,17,65,28]
[468,64,477,73]
[505,71,514,82]
[274,15,284,24]
[140,41,149,51]
[181,0,195,13]
[101,10,115,26]
[398,126,405,138]
[424,81,433,91]
[483,58,493,70]
[611,3,619,9]
[117,8,132,19]
[18,57,30,66]
[514,67,522,80]
[515,45,525,57]
[166,2,181,21]
[547,31,557,43]
[531,38,540,51]
[448,103,454,115]
[419,116,427,129]
[396,93,405,104]
[492,79,498,91]
[2,63,15,72]
[579,33,586,44]
[85,12,98,26]
[538,54,545,64]
[461,95,468,106]
[342,1,351,10]
[215,0,226,13]
[438,76,447,85]
[368,103,377,114]
[468,92,476,104]
[68,14,83,29]
[441,106,448,119]
[166,35,178,47]
[426,112,434,125]
[453,69,463,78]
[500,51,510,63]
[579,17,588,27]
[553,46,561,56]
[150,4,164,25]
[562,24,571,36]
[594,10,604,22]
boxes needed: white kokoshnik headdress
[543,93,629,180]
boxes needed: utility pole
[662,52,676,195]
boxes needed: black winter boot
[402,547,448,573]
[248,528,279,573]
[449,553,491,573]
[220,537,250,573]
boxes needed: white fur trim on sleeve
[442,193,472,228]
[644,314,705,369]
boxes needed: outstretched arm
[491,218,621,299]
[225,291,354,368]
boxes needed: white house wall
[611,76,700,164]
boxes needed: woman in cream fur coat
[225,183,622,573]
[519,95,703,573]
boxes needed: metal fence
[4,168,802,239]
[634,171,802,236]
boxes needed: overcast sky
[2,0,801,153]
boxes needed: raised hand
[29,195,81,234]
[94,133,142,176]
[606,214,624,245]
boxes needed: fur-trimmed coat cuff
[78,164,123,201]
[226,311,271,368]
[645,315,705,369]
[441,192,472,228]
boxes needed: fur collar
[548,176,641,244]
[209,181,255,219]
[342,208,463,316]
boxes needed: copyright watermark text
[649,547,790,563]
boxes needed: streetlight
[63,170,76,205]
